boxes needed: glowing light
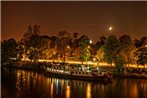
[67,45,70,49]
[93,58,96,61]
[21,58,140,68]
[56,79,59,94]
[66,85,70,98]
[89,40,92,44]
[51,83,53,98]
[86,83,91,98]
[109,26,112,31]
[97,66,99,70]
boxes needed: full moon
[109,26,112,31]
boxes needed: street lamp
[93,58,96,61]
[89,40,92,44]
[67,45,70,49]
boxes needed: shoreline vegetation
[2,61,147,80]
[1,25,147,80]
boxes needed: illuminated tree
[114,53,125,73]
[103,35,119,66]
[79,48,91,64]
[57,31,72,62]
[137,47,147,68]
[119,35,133,67]
[19,25,49,63]
[78,35,91,63]
[95,47,104,64]
[16,41,24,61]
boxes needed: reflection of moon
[109,27,112,31]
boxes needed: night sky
[2,1,147,43]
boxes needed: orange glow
[66,85,70,98]
[51,83,53,98]
[22,58,145,68]
[86,83,91,98]
[67,46,70,49]
[109,26,112,31]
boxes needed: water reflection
[66,85,70,98]
[1,69,147,98]
[86,83,91,98]
[51,82,53,98]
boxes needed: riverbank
[2,62,147,79]
[1,62,43,72]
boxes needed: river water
[1,68,147,98]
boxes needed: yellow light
[86,83,91,98]
[66,85,70,98]
[51,83,53,98]
[93,58,96,61]
[89,40,92,44]
[109,26,112,31]
[67,46,70,49]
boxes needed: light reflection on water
[66,85,70,98]
[1,69,147,98]
[86,83,91,98]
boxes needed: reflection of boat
[43,63,112,83]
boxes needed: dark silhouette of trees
[71,32,79,58]
[2,25,147,71]
[1,38,17,64]
[137,47,147,68]
[78,35,91,63]
[57,31,72,62]
[20,25,42,62]
[119,35,134,67]
[134,37,147,48]
[95,36,106,51]
[103,35,119,66]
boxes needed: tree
[140,37,147,47]
[134,39,141,48]
[16,41,25,61]
[78,35,91,63]
[95,36,106,50]
[20,25,46,63]
[71,32,79,58]
[137,47,147,68]
[95,47,104,65]
[39,36,51,60]
[57,31,72,62]
[79,48,91,64]
[114,53,125,73]
[119,35,133,67]
[134,37,147,48]
[103,35,119,65]
[1,38,17,64]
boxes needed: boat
[43,62,112,83]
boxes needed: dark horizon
[2,1,147,43]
